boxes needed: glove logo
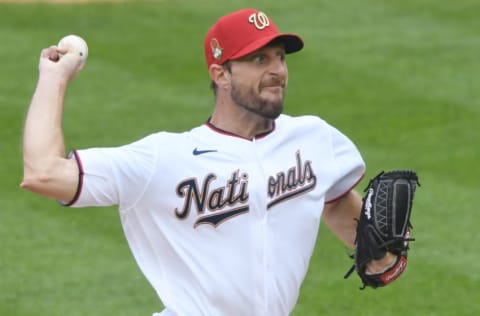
[364,188,374,219]
[380,256,408,285]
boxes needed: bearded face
[227,44,288,120]
[230,74,286,119]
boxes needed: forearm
[23,73,68,163]
[322,190,362,248]
[21,74,70,193]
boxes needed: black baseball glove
[344,170,420,289]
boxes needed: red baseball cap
[204,8,304,69]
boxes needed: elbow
[20,160,55,194]
[20,168,50,194]
[20,157,78,203]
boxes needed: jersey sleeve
[324,124,365,203]
[67,134,159,210]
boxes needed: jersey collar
[205,117,276,141]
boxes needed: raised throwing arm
[21,44,85,203]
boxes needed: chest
[149,139,336,229]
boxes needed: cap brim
[229,33,304,61]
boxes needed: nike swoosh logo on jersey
[193,147,218,155]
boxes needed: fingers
[365,252,397,274]
[39,45,77,67]
[40,45,69,62]
[40,46,58,62]
[38,43,85,82]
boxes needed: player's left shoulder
[276,114,329,132]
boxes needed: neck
[209,110,274,140]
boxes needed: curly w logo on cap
[248,11,270,30]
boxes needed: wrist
[39,69,69,84]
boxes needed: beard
[230,79,285,120]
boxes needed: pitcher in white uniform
[21,8,397,316]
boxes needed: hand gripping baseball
[40,35,88,80]
[344,170,420,289]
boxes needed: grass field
[1,0,479,315]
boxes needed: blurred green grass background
[1,0,479,315]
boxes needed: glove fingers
[392,179,414,237]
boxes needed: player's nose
[269,58,287,78]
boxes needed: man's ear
[209,63,230,91]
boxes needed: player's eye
[252,54,266,64]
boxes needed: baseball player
[22,8,403,316]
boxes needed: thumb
[58,47,85,80]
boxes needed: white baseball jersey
[68,114,365,316]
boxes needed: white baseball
[58,34,88,67]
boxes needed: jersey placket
[250,137,274,315]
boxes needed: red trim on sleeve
[63,150,84,206]
[325,172,365,204]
